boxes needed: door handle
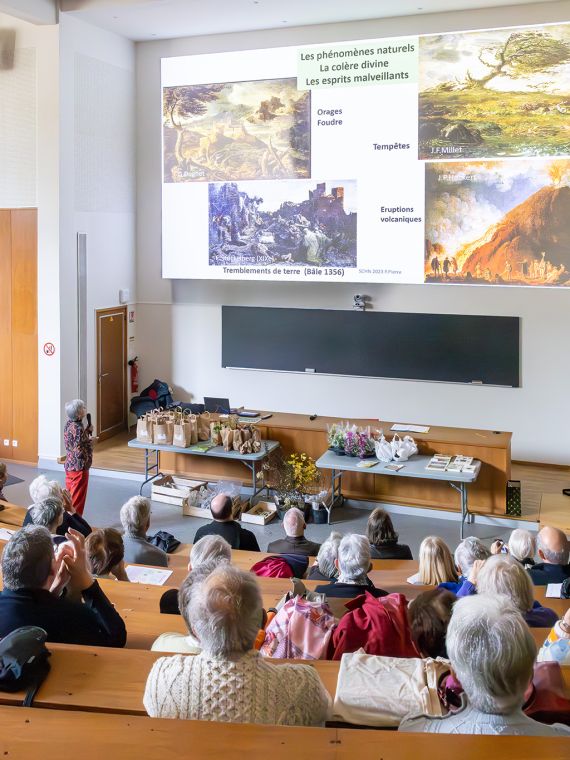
[98,372,110,381]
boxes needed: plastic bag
[375,434,394,463]
[393,435,418,462]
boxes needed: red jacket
[328,591,417,661]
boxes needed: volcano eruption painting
[425,159,570,286]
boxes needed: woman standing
[64,399,93,516]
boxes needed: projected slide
[162,22,570,287]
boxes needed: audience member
[508,529,537,568]
[0,461,7,501]
[314,534,387,599]
[120,496,168,568]
[417,536,458,586]
[63,399,93,516]
[400,595,569,735]
[160,534,232,614]
[26,474,92,538]
[537,608,570,665]
[0,525,126,647]
[529,527,570,586]
[143,565,331,725]
[439,536,490,593]
[85,528,129,581]
[408,588,456,659]
[194,493,260,551]
[456,554,558,627]
[27,498,66,546]
[266,507,321,556]
[307,531,342,581]
[366,508,412,559]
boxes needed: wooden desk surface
[0,501,27,526]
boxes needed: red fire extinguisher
[128,356,139,393]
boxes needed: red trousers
[65,469,90,516]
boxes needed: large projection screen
[162,22,570,287]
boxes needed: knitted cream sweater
[143,650,331,726]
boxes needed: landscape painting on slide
[163,78,310,182]
[208,180,357,268]
[418,23,570,159]
[424,159,570,286]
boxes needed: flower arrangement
[327,421,376,458]
[263,450,322,513]
[287,452,319,493]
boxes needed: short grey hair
[2,526,54,590]
[508,529,536,563]
[29,474,63,504]
[316,531,342,579]
[120,495,151,537]
[28,498,64,532]
[477,554,534,614]
[538,531,569,565]
[178,561,221,636]
[337,533,371,584]
[283,507,305,538]
[454,536,490,576]
[65,399,86,420]
[447,594,536,713]
[190,535,232,568]
[188,565,262,657]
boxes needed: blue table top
[128,438,280,462]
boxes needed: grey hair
[2,525,54,590]
[120,496,151,537]
[447,594,536,714]
[29,474,64,504]
[283,507,305,538]
[477,554,534,614]
[508,529,536,563]
[337,533,371,584]
[28,497,64,532]
[190,535,232,568]
[316,531,342,579]
[188,564,262,657]
[454,536,490,576]
[178,561,221,636]
[538,532,569,565]
[65,399,86,420]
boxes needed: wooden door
[0,211,13,461]
[96,306,127,441]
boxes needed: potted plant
[327,423,347,455]
[344,430,376,458]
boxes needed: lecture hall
[1,0,570,756]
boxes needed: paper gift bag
[240,439,252,455]
[252,428,262,453]
[210,422,223,446]
[188,414,198,444]
[221,427,234,452]
[197,412,211,441]
[232,428,243,452]
[154,416,174,446]
[173,421,192,448]
[136,414,153,444]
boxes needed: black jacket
[369,542,413,560]
[193,521,260,551]
[0,582,126,647]
[307,566,336,582]
[314,578,388,599]
[23,509,92,539]
[529,562,570,586]
[266,535,321,557]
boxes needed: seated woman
[85,528,129,582]
[457,554,557,628]
[27,498,66,546]
[417,536,458,586]
[408,588,456,659]
[508,528,536,569]
[400,594,570,735]
[120,496,168,568]
[314,534,388,599]
[143,564,331,725]
[26,474,91,538]
[366,508,412,560]
[537,607,570,665]
[307,531,342,581]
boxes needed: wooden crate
[151,475,207,508]
[241,500,277,526]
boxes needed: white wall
[0,1,56,25]
[136,1,570,464]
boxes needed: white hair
[190,535,231,568]
[508,529,536,563]
[316,531,342,578]
[538,530,569,565]
[337,533,371,584]
[120,496,151,537]
[188,565,262,656]
[65,399,86,420]
[283,507,305,538]
[477,554,534,614]
[28,498,64,532]
[447,594,536,714]
[29,475,63,504]
[453,536,490,576]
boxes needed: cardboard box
[241,500,277,526]
[151,475,207,508]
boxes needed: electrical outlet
[3,440,9,447]
[12,440,18,447]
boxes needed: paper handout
[126,565,173,586]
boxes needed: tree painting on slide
[418,23,570,159]
[162,78,311,182]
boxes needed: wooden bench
[0,502,27,527]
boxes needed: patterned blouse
[64,419,93,472]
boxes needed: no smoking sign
[43,342,56,357]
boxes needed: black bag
[562,577,570,599]
[149,530,181,554]
[0,626,51,707]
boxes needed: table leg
[139,448,163,496]
[448,482,470,540]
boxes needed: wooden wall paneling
[0,211,13,461]
[10,209,38,463]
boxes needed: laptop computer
[203,397,260,417]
